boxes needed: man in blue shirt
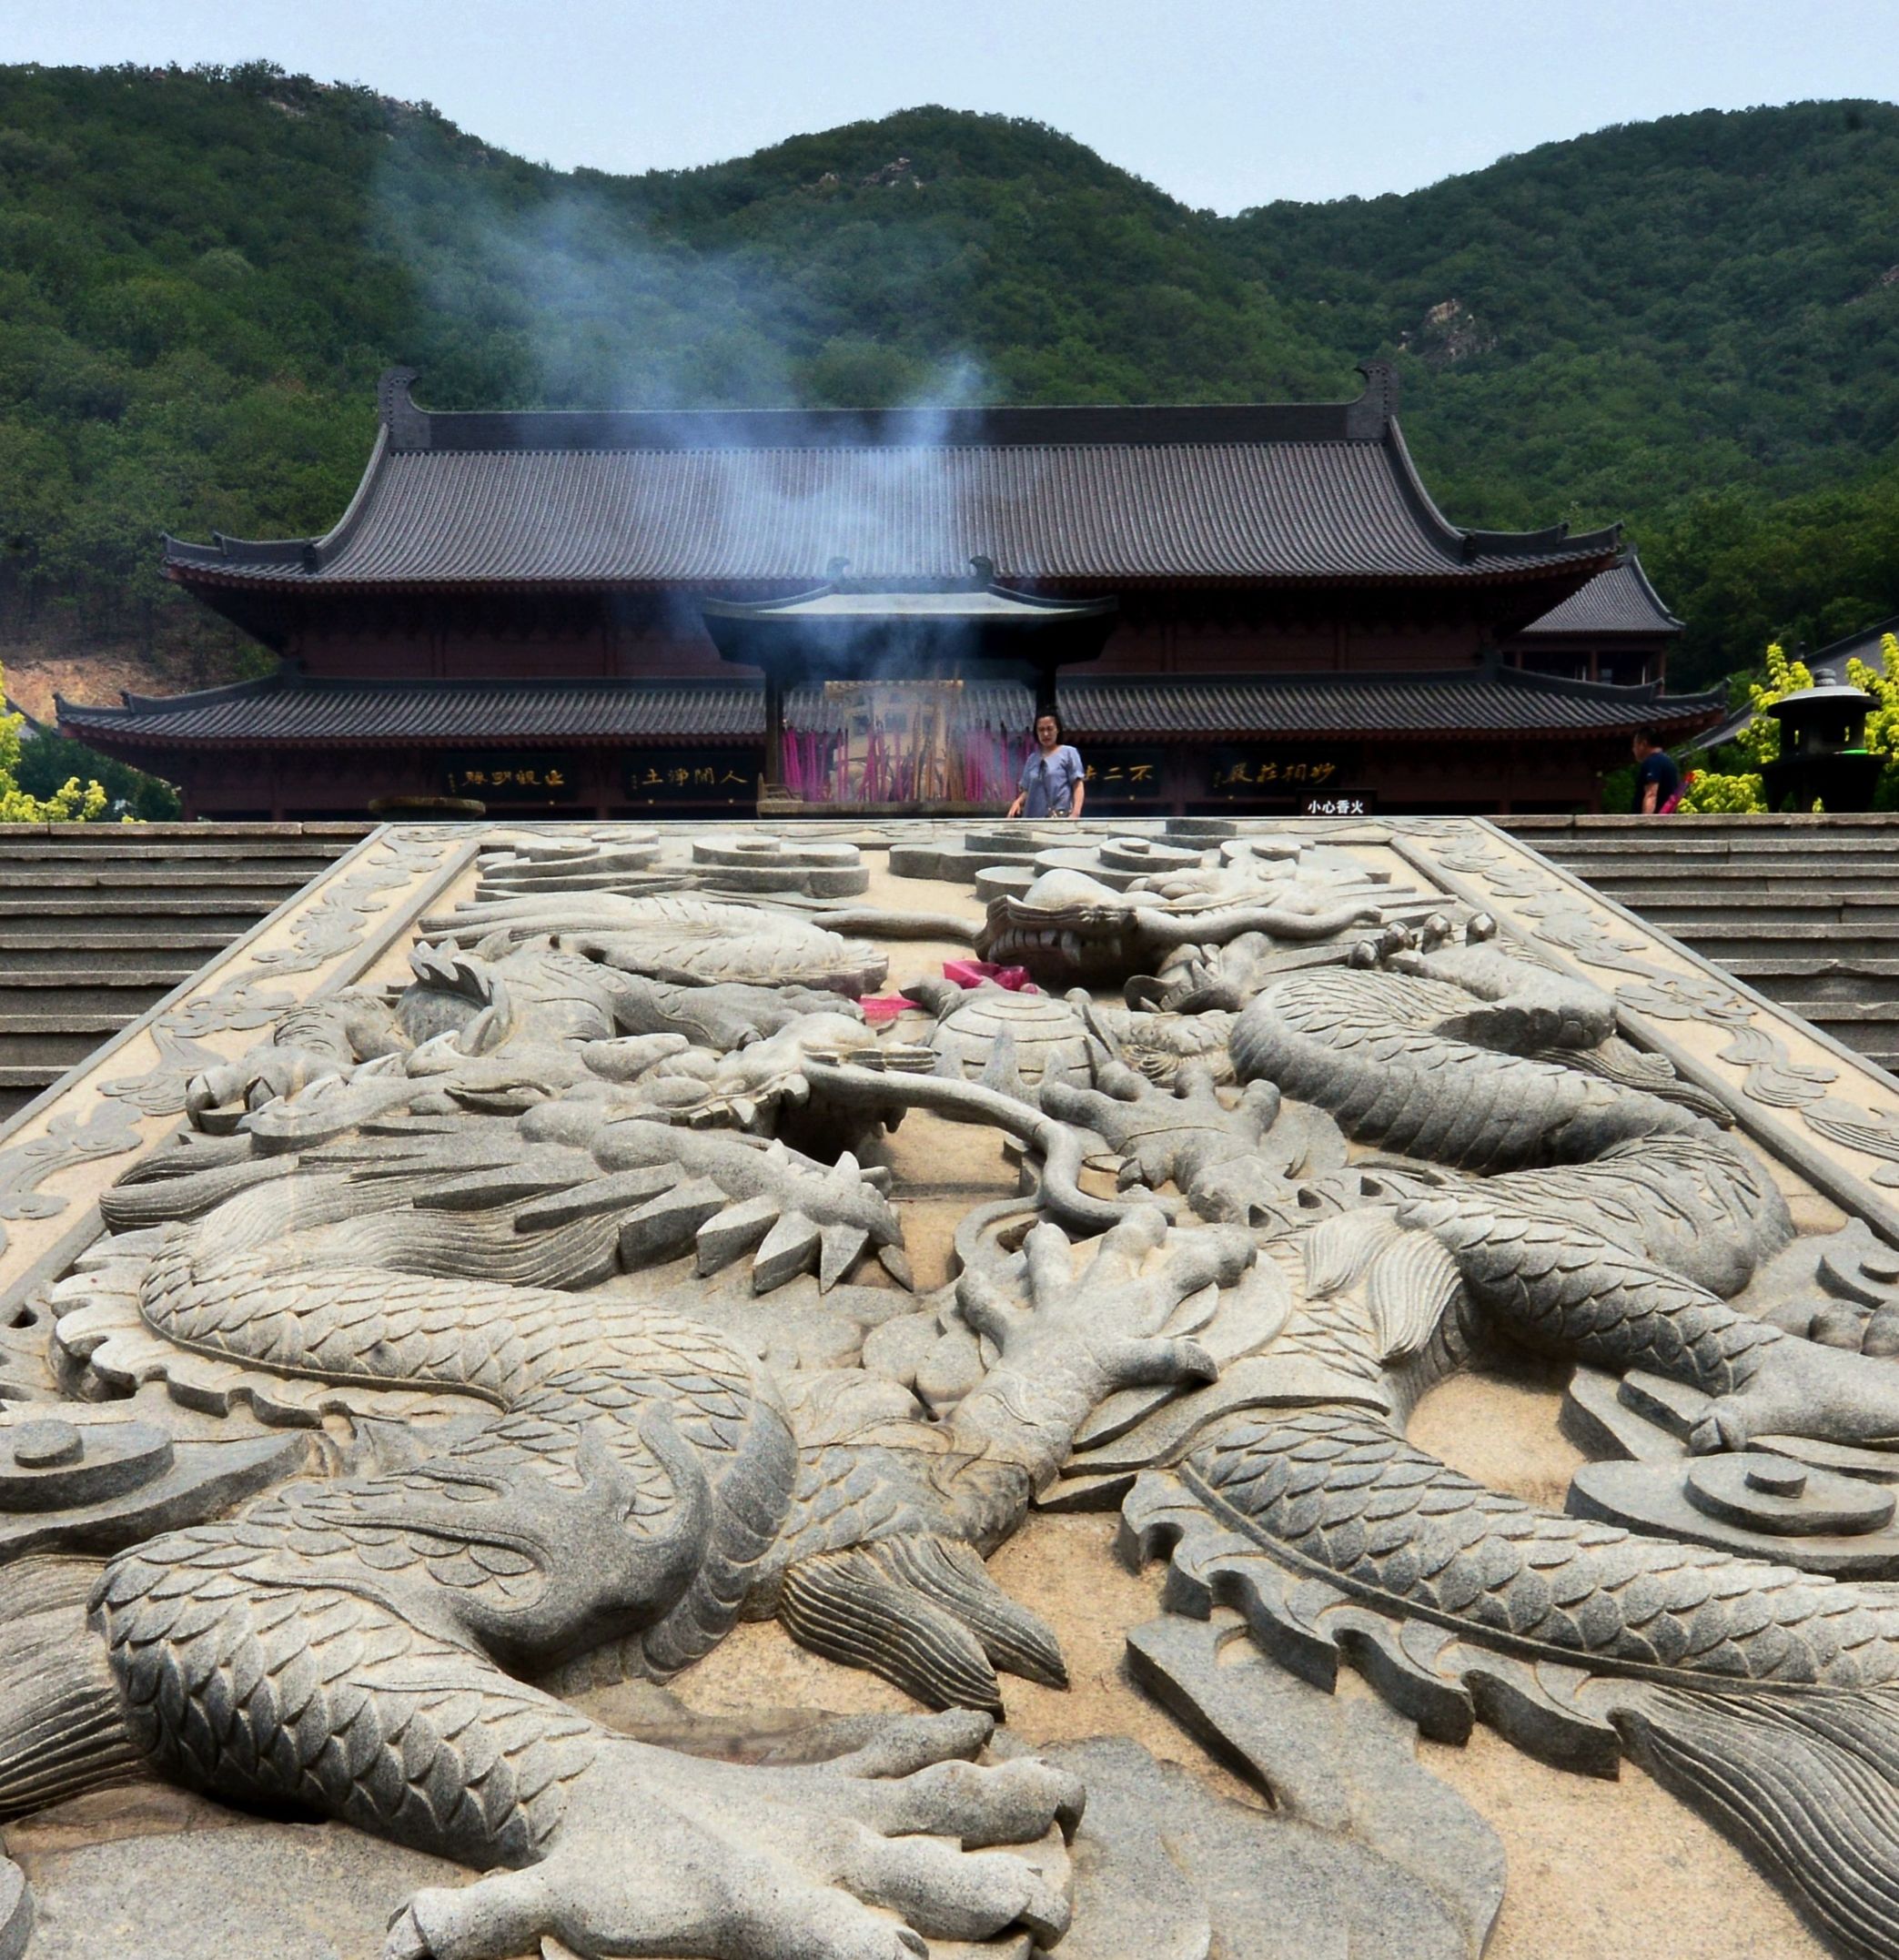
[1007,712,1086,819]
[1632,728,1681,814]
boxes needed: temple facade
[61,364,1719,817]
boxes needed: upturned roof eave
[58,724,738,753]
[164,556,1620,594]
[60,718,1716,752]
[59,691,1725,753]
[1621,551,1687,631]
[1510,625,1681,642]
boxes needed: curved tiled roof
[1699,612,1899,750]
[1513,553,1682,636]
[163,368,1621,593]
[1066,669,1717,739]
[1810,613,1899,683]
[60,668,1722,751]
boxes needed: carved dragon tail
[1619,1684,1899,1958]
[0,1558,143,1817]
[1177,1406,1899,1960]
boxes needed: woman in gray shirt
[1006,712,1086,819]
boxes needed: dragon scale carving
[7,821,1899,1957]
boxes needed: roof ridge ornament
[1346,359,1399,439]
[377,367,429,451]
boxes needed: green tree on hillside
[0,663,109,819]
[0,65,1895,698]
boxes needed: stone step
[1588,895,1899,923]
[1722,960,1899,1001]
[1560,878,1899,902]
[0,841,349,866]
[0,869,327,895]
[0,1065,60,1122]
[1793,1002,1899,1029]
[1563,864,1899,888]
[1680,941,1899,974]
[0,868,317,894]
[1602,898,1899,928]
[0,827,362,1122]
[1491,818,1899,1079]
[0,1065,60,1090]
[0,1015,128,1068]
[0,972,181,1015]
[1589,891,1899,917]
[1528,824,1899,843]
[1555,869,1899,889]
[1507,817,1899,840]
[1662,914,1899,936]
[0,898,277,934]
[0,822,369,836]
[1542,868,1899,893]
[1535,835,1899,856]
[0,934,234,972]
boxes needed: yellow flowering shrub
[1676,767,1767,813]
[1845,631,1899,763]
[1677,633,1899,814]
[1731,642,1814,767]
[0,662,110,823]
[1675,640,1812,813]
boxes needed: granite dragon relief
[6,822,1899,1958]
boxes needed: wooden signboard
[441,754,581,801]
[1081,748,1167,803]
[622,753,757,803]
[1204,747,1357,800]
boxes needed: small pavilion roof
[700,570,1117,683]
[702,572,1116,625]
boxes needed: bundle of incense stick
[785,686,1031,803]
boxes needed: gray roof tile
[163,371,1621,591]
[1699,613,1899,750]
[1512,553,1682,637]
[60,669,1722,749]
[1810,613,1899,684]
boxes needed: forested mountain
[2,61,1897,692]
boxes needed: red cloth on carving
[942,959,1038,994]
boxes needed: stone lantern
[1763,683,1883,813]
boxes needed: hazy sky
[9,0,1898,212]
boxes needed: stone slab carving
[8,816,1899,1955]
[1123,1611,1505,1957]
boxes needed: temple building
[60,364,1720,818]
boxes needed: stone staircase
[1503,814,1899,1081]
[0,823,369,1121]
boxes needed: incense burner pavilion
[61,364,1718,818]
